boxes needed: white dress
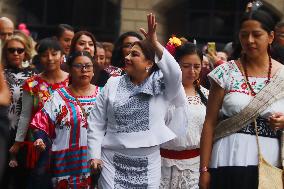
[160,87,208,189]
[208,60,282,169]
[87,49,187,189]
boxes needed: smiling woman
[9,38,69,188]
[87,13,187,188]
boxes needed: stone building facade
[0,0,283,42]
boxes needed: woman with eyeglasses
[9,38,69,189]
[1,34,37,189]
[30,51,102,189]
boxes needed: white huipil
[160,86,208,189]
[87,49,187,189]
[208,61,282,169]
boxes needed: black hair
[232,6,277,60]
[134,40,159,73]
[240,9,276,33]
[175,42,203,63]
[67,50,95,67]
[55,24,74,39]
[69,31,97,57]
[275,20,284,29]
[175,42,207,105]
[111,31,143,68]
[37,37,63,55]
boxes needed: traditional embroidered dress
[15,75,69,168]
[160,87,208,189]
[23,75,69,117]
[88,49,187,189]
[208,61,283,189]
[30,86,102,188]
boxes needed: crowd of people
[0,1,284,189]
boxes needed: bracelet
[200,166,209,173]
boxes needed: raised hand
[140,13,158,45]
[140,13,164,59]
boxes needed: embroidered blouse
[208,60,284,168]
[30,86,102,179]
[15,75,69,142]
[87,49,187,160]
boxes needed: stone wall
[121,0,284,42]
[0,0,20,23]
[120,0,167,43]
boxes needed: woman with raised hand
[199,3,284,189]
[31,51,102,189]
[87,13,186,188]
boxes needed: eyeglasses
[72,63,93,70]
[7,48,25,54]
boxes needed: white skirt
[160,156,200,189]
[98,146,161,189]
[210,133,280,168]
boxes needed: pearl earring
[145,67,150,73]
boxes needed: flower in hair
[166,36,182,56]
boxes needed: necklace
[241,55,272,95]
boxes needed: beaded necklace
[241,55,272,96]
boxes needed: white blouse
[87,49,187,160]
[208,61,284,168]
[161,86,208,170]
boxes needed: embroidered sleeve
[22,76,36,95]
[29,91,59,138]
[207,62,233,89]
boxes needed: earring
[145,67,150,73]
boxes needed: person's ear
[269,31,274,45]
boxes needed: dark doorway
[165,0,249,47]
[18,0,121,42]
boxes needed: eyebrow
[78,40,93,43]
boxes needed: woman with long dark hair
[160,42,208,189]
[199,3,284,189]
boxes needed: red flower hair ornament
[165,36,182,56]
